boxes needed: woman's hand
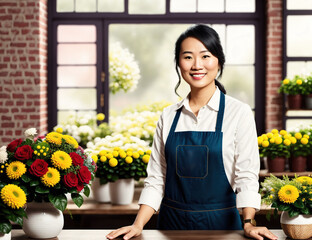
[244,224,278,240]
[106,224,143,240]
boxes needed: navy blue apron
[157,92,242,230]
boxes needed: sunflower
[45,132,63,145]
[6,161,27,179]
[278,185,299,204]
[1,184,27,209]
[51,151,72,170]
[62,135,78,149]
[296,176,312,185]
[41,167,60,187]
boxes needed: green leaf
[30,180,40,187]
[294,200,304,209]
[21,174,31,183]
[100,178,108,185]
[278,204,292,212]
[48,193,67,211]
[26,159,33,166]
[289,209,300,218]
[301,207,310,215]
[83,186,90,197]
[265,211,271,222]
[35,185,49,194]
[71,193,83,208]
[0,220,11,234]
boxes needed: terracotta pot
[290,156,307,172]
[267,157,285,172]
[287,94,302,110]
[307,155,312,171]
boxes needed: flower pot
[92,178,111,203]
[287,94,302,110]
[304,94,312,110]
[0,232,11,240]
[267,157,286,172]
[109,178,134,205]
[290,156,307,172]
[307,155,312,171]
[280,211,312,239]
[23,202,64,239]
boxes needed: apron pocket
[176,145,208,178]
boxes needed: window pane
[129,0,165,14]
[226,0,255,12]
[58,25,96,43]
[57,44,96,64]
[57,88,96,110]
[222,66,255,108]
[287,0,312,10]
[212,24,226,51]
[98,0,124,12]
[170,0,196,12]
[286,119,312,131]
[76,0,96,12]
[57,66,96,87]
[226,25,255,64]
[58,110,96,124]
[287,16,312,57]
[287,61,312,79]
[57,0,74,12]
[198,0,224,12]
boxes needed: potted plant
[289,132,310,172]
[260,175,312,239]
[0,128,96,239]
[279,75,306,109]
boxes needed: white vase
[92,178,111,203]
[109,178,134,205]
[0,232,11,240]
[22,202,64,239]
[280,211,312,239]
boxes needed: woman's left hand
[244,224,278,240]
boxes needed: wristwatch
[243,219,257,227]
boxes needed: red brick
[15,130,22,136]
[15,115,27,120]
[10,42,27,48]
[16,101,25,106]
[23,122,36,128]
[21,108,36,113]
[25,72,35,77]
[2,115,12,121]
[0,93,10,99]
[15,79,25,85]
[0,108,9,113]
[12,93,24,99]
[0,72,8,77]
[9,71,22,77]
[0,15,12,20]
[8,8,21,14]
[30,115,40,120]
[1,122,15,128]
[3,57,10,62]
[0,64,8,70]
[0,2,17,7]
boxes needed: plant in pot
[289,132,310,172]
[260,175,312,240]
[278,75,306,110]
[0,128,96,239]
[258,129,291,172]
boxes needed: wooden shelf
[260,170,312,178]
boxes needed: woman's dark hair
[174,24,226,95]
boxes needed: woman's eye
[203,55,210,59]
[184,56,192,59]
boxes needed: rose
[69,152,84,166]
[29,159,48,177]
[14,145,33,160]
[7,139,22,152]
[76,183,84,192]
[78,166,92,184]
[63,172,78,188]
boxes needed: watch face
[244,219,256,226]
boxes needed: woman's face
[179,37,219,91]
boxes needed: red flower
[29,159,48,177]
[78,166,92,184]
[15,145,33,160]
[76,183,84,192]
[63,172,78,188]
[91,160,97,173]
[7,139,22,152]
[70,152,84,166]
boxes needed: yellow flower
[284,133,291,139]
[92,155,98,163]
[266,132,273,139]
[283,139,291,146]
[290,137,297,144]
[280,130,287,136]
[99,150,107,156]
[119,151,127,158]
[6,161,27,180]
[56,127,63,134]
[278,185,299,204]
[270,138,275,144]
[37,145,41,149]
[112,151,119,157]
[41,167,60,187]
[46,132,63,145]
[125,156,133,164]
[296,79,303,85]
[283,79,290,85]
[114,147,121,151]
[106,153,113,159]
[138,150,144,155]
[132,152,140,159]
[1,184,26,209]
[262,140,269,148]
[275,137,283,145]
[100,156,107,162]
[146,149,152,155]
[295,132,302,140]
[301,138,308,145]
[258,136,264,145]
[109,158,118,167]
[96,113,105,121]
[303,134,310,139]
[63,135,78,149]
[271,129,279,134]
[142,155,150,164]
[296,176,312,185]
[127,151,133,157]
[51,151,72,170]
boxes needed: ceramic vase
[22,202,64,239]
[280,211,312,239]
[92,178,111,203]
[109,178,134,205]
[0,232,11,240]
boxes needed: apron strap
[168,108,182,137]
[215,92,225,132]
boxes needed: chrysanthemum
[62,135,79,149]
[6,161,27,179]
[1,184,27,209]
[45,132,63,145]
[51,151,72,170]
[41,167,60,187]
[278,185,299,204]
[296,176,312,185]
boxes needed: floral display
[261,175,312,218]
[279,75,307,95]
[109,42,141,94]
[0,128,96,213]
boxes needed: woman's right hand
[106,224,143,240]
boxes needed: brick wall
[266,0,284,131]
[0,0,48,145]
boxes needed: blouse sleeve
[234,104,261,211]
[138,112,167,211]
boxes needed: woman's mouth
[190,73,206,80]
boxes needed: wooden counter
[12,229,289,240]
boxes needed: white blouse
[138,88,261,212]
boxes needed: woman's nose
[191,58,203,70]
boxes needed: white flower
[24,128,37,139]
[0,146,8,164]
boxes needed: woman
[107,24,277,240]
